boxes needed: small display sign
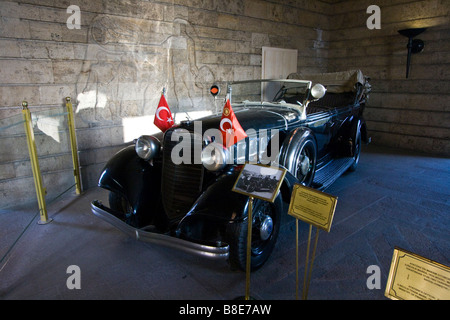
[385,247,450,300]
[288,184,337,232]
[232,163,286,203]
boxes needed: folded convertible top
[288,69,367,94]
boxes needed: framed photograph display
[232,163,286,203]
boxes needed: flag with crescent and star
[154,92,174,133]
[220,99,247,148]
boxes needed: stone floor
[0,144,449,300]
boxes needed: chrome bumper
[91,200,229,260]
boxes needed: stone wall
[1,0,448,209]
[327,0,450,156]
[0,0,329,205]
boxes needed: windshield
[228,79,312,107]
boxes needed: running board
[312,157,354,191]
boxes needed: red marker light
[210,85,220,97]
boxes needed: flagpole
[154,87,175,132]
[162,87,174,123]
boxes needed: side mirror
[311,83,327,100]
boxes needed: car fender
[98,145,163,222]
[176,168,292,244]
[349,116,370,150]
[279,127,317,172]
[358,116,370,144]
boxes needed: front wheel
[226,198,281,271]
[292,134,317,186]
[109,192,139,227]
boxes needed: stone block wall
[0,0,329,206]
[327,0,450,156]
[0,0,448,209]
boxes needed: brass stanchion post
[304,227,319,300]
[65,97,82,194]
[302,224,312,299]
[22,101,51,224]
[296,223,319,300]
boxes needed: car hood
[178,105,301,133]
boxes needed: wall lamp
[398,28,426,78]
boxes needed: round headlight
[201,142,229,171]
[135,135,160,161]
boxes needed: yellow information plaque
[385,248,450,300]
[288,184,337,232]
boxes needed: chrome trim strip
[91,200,229,260]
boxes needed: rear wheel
[348,125,361,172]
[226,198,281,271]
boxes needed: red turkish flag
[220,99,247,148]
[154,94,174,132]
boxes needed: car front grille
[161,129,204,220]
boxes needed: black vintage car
[91,70,371,270]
